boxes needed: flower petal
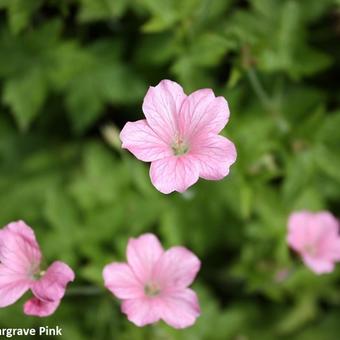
[31,261,75,302]
[288,211,340,253]
[120,120,172,162]
[0,221,41,275]
[24,297,60,317]
[322,238,340,261]
[150,155,200,194]
[153,246,200,291]
[313,212,340,260]
[142,80,186,142]
[287,211,314,252]
[179,89,229,138]
[159,288,200,329]
[0,221,40,307]
[127,234,164,283]
[121,298,160,327]
[103,263,143,299]
[191,134,237,180]
[302,255,335,275]
[0,266,30,307]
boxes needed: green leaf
[1,0,42,34]
[62,41,145,132]
[2,68,47,130]
[314,112,340,183]
[78,0,128,22]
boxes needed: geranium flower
[120,79,237,194]
[103,233,201,329]
[0,221,75,316]
[287,211,340,274]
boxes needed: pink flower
[287,211,340,274]
[120,79,237,194]
[103,233,201,329]
[0,221,75,317]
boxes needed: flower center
[171,136,189,156]
[29,266,45,281]
[144,282,161,297]
[304,244,316,256]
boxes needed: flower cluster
[1,80,339,330]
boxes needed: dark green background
[0,0,339,339]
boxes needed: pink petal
[24,297,60,317]
[121,298,160,327]
[153,246,200,291]
[288,211,340,253]
[5,220,39,245]
[159,288,200,329]
[313,212,340,260]
[0,221,41,274]
[103,263,143,299]
[31,261,75,302]
[287,211,314,251]
[120,120,172,162]
[191,134,237,180]
[0,266,30,307]
[322,238,340,261]
[127,234,164,283]
[178,89,229,138]
[0,221,40,307]
[302,255,335,275]
[142,80,186,142]
[313,211,339,236]
[149,155,200,194]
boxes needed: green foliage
[0,0,339,339]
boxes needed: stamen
[30,266,45,280]
[144,282,161,297]
[171,136,189,156]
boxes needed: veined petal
[127,234,164,284]
[0,221,41,307]
[121,298,160,327]
[159,288,200,329]
[0,221,41,275]
[179,89,229,138]
[142,80,186,142]
[153,246,200,291]
[24,297,60,317]
[120,120,172,162]
[150,155,200,194]
[0,266,30,308]
[191,134,237,180]
[103,263,143,299]
[31,261,75,302]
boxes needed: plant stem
[246,67,274,111]
[246,67,289,132]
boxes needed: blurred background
[0,0,339,339]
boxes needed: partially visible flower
[120,79,237,194]
[103,233,201,329]
[0,221,75,317]
[287,211,340,274]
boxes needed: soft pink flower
[287,211,340,274]
[0,221,75,316]
[120,79,237,194]
[103,233,201,329]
